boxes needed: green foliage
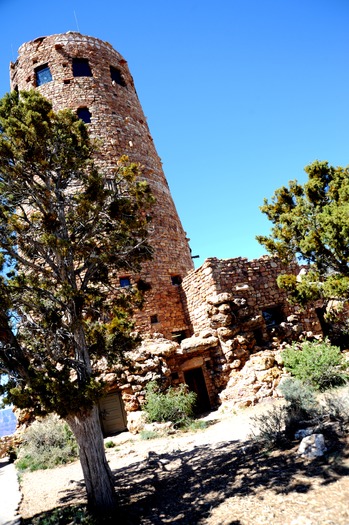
[16,415,78,472]
[22,505,96,524]
[257,160,349,307]
[278,377,321,437]
[139,429,159,440]
[278,377,318,415]
[282,340,349,391]
[251,379,321,448]
[322,389,349,427]
[252,381,349,450]
[0,90,154,418]
[181,419,208,432]
[250,405,288,448]
[104,441,116,449]
[143,382,197,427]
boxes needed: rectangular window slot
[35,64,52,86]
[72,58,92,77]
[171,275,182,286]
[119,277,131,288]
[262,306,284,327]
[110,66,126,86]
[77,107,92,124]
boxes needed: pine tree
[257,160,349,343]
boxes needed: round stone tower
[10,32,194,339]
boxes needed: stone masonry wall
[10,32,194,339]
[98,256,324,424]
[182,255,321,336]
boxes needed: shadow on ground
[22,438,349,524]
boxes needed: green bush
[278,377,322,437]
[22,505,96,524]
[16,414,78,472]
[282,339,349,391]
[182,419,208,432]
[279,377,319,416]
[140,429,159,440]
[250,405,288,448]
[322,389,349,427]
[104,440,116,449]
[143,382,196,427]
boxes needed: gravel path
[0,457,21,525]
[18,402,349,524]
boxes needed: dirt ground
[19,402,349,525]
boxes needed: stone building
[9,33,323,435]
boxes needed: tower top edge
[17,32,116,55]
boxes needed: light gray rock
[180,335,218,353]
[207,293,234,305]
[298,433,327,458]
[294,428,315,440]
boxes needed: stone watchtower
[10,32,194,340]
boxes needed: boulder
[217,326,238,340]
[298,433,327,458]
[127,411,146,434]
[249,353,275,370]
[143,421,175,435]
[180,334,218,353]
[210,313,232,328]
[207,293,234,305]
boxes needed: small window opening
[72,58,92,77]
[172,330,187,343]
[262,306,284,327]
[253,328,264,346]
[150,314,159,324]
[110,66,126,86]
[136,279,152,292]
[35,64,52,86]
[171,275,182,286]
[77,107,92,124]
[119,277,131,288]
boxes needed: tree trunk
[65,404,116,514]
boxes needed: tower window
[77,107,92,124]
[150,314,159,324]
[119,277,131,288]
[35,64,52,86]
[171,275,182,286]
[110,66,126,86]
[72,58,92,77]
[262,305,284,327]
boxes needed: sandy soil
[19,402,349,524]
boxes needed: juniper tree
[257,160,349,341]
[0,90,153,513]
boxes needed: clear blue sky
[0,0,348,267]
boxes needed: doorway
[184,367,211,414]
[98,392,127,436]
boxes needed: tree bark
[65,404,116,514]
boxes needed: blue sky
[0,0,348,267]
